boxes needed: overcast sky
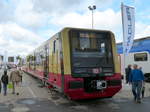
[0,0,149,56]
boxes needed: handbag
[8,83,13,89]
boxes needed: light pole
[88,5,96,29]
[4,51,7,69]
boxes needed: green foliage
[26,55,36,62]
[16,55,21,60]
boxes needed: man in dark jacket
[1,70,9,96]
[129,64,144,103]
[125,64,132,84]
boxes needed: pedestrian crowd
[125,64,145,103]
[0,67,22,96]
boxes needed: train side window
[53,40,56,53]
[134,53,148,61]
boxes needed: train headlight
[92,67,102,74]
[105,73,113,76]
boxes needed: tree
[27,55,31,62]
[16,55,21,60]
[16,55,22,65]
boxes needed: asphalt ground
[0,69,150,112]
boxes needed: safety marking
[27,87,36,98]
[12,107,30,112]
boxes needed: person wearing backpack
[1,70,9,96]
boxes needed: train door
[59,37,64,92]
[43,44,49,79]
[53,39,59,74]
[118,54,121,74]
[52,36,62,88]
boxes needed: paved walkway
[114,81,150,99]
[0,69,150,112]
[0,69,51,102]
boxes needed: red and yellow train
[23,27,122,100]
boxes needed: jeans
[132,81,143,100]
[3,84,7,95]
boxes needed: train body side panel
[111,32,120,74]
[61,29,72,75]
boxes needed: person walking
[19,68,23,83]
[125,64,132,84]
[1,70,9,96]
[139,67,145,98]
[129,64,144,103]
[0,80,1,93]
[10,68,22,95]
[141,82,145,98]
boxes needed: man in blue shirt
[129,64,144,103]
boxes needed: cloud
[49,12,90,28]
[0,22,45,56]
[14,0,49,30]
[116,22,150,43]
[0,0,115,28]
[32,0,114,14]
[0,0,149,56]
[39,29,57,39]
[32,0,84,14]
[49,9,122,43]
[135,22,150,39]
[49,9,121,29]
[0,0,14,23]
[94,9,121,30]
[0,0,49,30]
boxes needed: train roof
[61,27,113,32]
[29,27,115,54]
[117,36,150,54]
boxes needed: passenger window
[53,40,56,53]
[134,53,148,61]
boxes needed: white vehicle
[117,36,150,81]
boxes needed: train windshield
[70,30,114,77]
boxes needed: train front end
[62,28,122,100]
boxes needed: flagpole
[121,3,126,82]
[121,2,135,83]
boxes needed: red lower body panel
[23,68,44,80]
[23,67,122,100]
[63,73,122,100]
[65,87,121,100]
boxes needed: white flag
[121,4,135,55]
